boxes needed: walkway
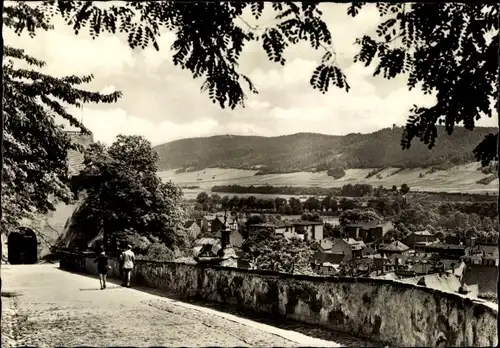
[1,264,376,347]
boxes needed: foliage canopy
[7,2,497,164]
[72,135,187,250]
[348,3,498,166]
[243,228,314,275]
[1,44,120,233]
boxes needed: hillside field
[158,163,499,198]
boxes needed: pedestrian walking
[117,244,124,280]
[120,244,135,288]
[94,248,110,290]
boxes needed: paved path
[1,264,374,347]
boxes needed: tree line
[211,183,410,198]
[211,184,496,201]
[195,191,361,215]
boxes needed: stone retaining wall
[60,252,498,347]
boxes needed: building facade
[345,221,393,243]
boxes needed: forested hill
[154,126,496,173]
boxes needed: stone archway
[8,228,38,264]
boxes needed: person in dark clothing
[117,246,124,280]
[94,250,109,290]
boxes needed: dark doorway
[8,228,38,264]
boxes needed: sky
[5,2,497,146]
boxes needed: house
[417,272,462,293]
[184,220,201,239]
[215,228,244,248]
[319,238,366,259]
[402,230,438,248]
[314,262,341,276]
[201,215,217,233]
[411,241,436,253]
[312,251,349,275]
[482,255,499,266]
[475,236,498,246]
[379,241,411,257]
[445,235,477,247]
[248,220,323,242]
[461,263,499,296]
[461,254,486,265]
[471,244,499,259]
[193,238,221,258]
[248,222,291,237]
[407,261,434,276]
[393,255,467,278]
[211,215,238,233]
[397,266,469,296]
[424,243,468,260]
[445,235,461,245]
[192,236,239,267]
[344,238,366,258]
[372,254,393,274]
[361,246,377,257]
[462,254,499,266]
[318,238,334,252]
[328,238,354,259]
[313,251,350,265]
[281,225,304,240]
[372,231,398,249]
[395,259,441,277]
[292,221,324,241]
[462,236,477,247]
[345,221,393,243]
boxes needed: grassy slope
[154,126,498,195]
[158,164,498,195]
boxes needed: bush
[425,167,441,175]
[478,162,498,174]
[390,168,405,176]
[366,167,385,179]
[138,242,175,262]
[124,231,151,254]
[327,167,346,180]
[477,174,497,185]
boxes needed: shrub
[478,162,498,174]
[366,167,385,179]
[425,167,441,175]
[138,242,175,262]
[390,168,405,176]
[327,167,346,180]
[124,231,151,254]
[477,175,497,185]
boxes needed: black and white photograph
[1,1,498,347]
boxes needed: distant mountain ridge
[154,126,496,173]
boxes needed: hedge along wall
[60,252,498,347]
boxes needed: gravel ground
[1,264,375,347]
